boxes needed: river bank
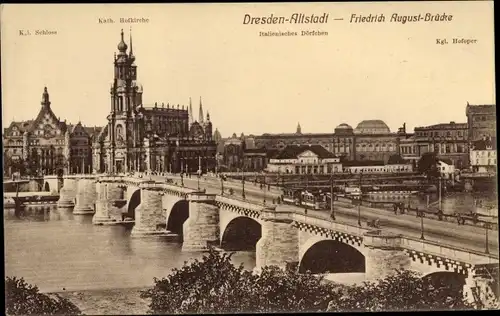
[55,287,151,315]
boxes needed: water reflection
[4,205,256,293]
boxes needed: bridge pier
[182,193,219,252]
[92,181,126,225]
[73,178,97,215]
[463,266,500,309]
[57,178,77,209]
[256,207,298,271]
[363,230,412,282]
[131,183,169,237]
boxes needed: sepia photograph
[1,1,498,314]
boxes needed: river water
[4,205,256,293]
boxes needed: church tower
[107,29,143,173]
[41,87,51,110]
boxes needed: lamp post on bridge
[221,175,225,196]
[357,170,363,227]
[263,175,266,205]
[242,167,246,200]
[485,222,490,254]
[330,175,335,221]
[417,207,425,240]
[197,155,201,191]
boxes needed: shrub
[5,277,82,315]
[142,249,477,314]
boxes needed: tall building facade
[92,30,217,174]
[253,120,406,164]
[466,103,496,142]
[413,121,469,169]
[2,87,97,177]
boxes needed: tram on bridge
[282,188,329,210]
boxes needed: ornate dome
[334,123,353,135]
[336,123,352,130]
[117,29,128,53]
[354,120,390,134]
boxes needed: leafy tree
[327,270,473,312]
[5,276,82,315]
[417,152,440,179]
[251,264,337,313]
[387,154,405,165]
[140,249,255,314]
[142,249,478,314]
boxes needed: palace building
[252,120,407,164]
[92,30,217,174]
[2,87,97,176]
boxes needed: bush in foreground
[5,277,82,315]
[141,248,476,314]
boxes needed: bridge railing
[216,195,270,212]
[292,211,370,237]
[333,196,498,231]
[401,235,499,264]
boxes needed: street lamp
[485,222,490,254]
[220,176,224,196]
[357,171,363,227]
[330,175,335,221]
[242,168,246,200]
[417,208,425,240]
[197,155,201,191]
[263,175,266,205]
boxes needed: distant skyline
[1,2,495,138]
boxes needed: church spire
[199,96,204,124]
[296,122,301,134]
[41,86,51,109]
[189,97,194,124]
[129,27,135,62]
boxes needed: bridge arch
[221,216,261,251]
[299,238,366,274]
[125,189,141,220]
[43,181,50,192]
[422,271,467,294]
[166,200,189,237]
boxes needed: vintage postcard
[2,2,497,314]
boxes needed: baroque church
[92,29,217,174]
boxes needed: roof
[7,120,33,133]
[342,160,385,167]
[415,122,467,130]
[472,137,497,150]
[438,159,454,165]
[84,126,104,138]
[244,148,267,154]
[258,133,334,138]
[274,145,336,160]
[335,123,353,130]
[354,120,390,134]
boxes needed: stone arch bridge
[55,174,499,306]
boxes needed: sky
[1,2,495,138]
